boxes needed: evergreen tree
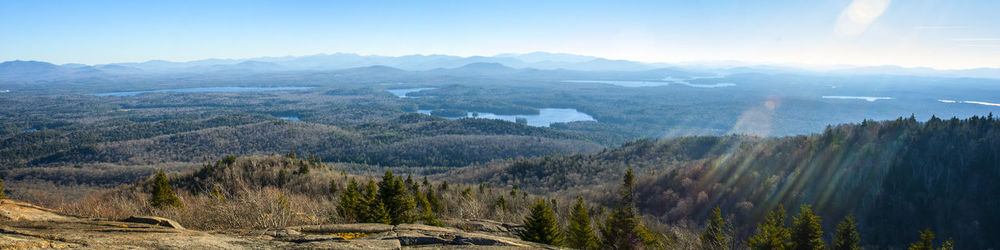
[701,206,729,250]
[908,229,934,250]
[222,155,236,165]
[494,195,508,212]
[377,170,415,225]
[286,148,297,159]
[414,191,443,226]
[747,205,791,250]
[906,229,951,250]
[405,174,417,193]
[296,162,309,175]
[567,196,599,250]
[277,169,289,186]
[600,168,661,249]
[337,178,364,222]
[150,170,183,208]
[363,179,390,224]
[0,176,7,200]
[426,186,442,213]
[790,205,824,250]
[939,238,954,250]
[519,199,565,246]
[832,215,861,250]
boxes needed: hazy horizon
[6,51,1000,72]
[3,0,999,70]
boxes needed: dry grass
[50,155,547,230]
[11,154,699,249]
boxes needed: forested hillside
[452,115,1000,249]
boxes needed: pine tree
[405,174,417,193]
[600,168,661,249]
[519,199,565,246]
[832,215,861,250]
[567,196,599,250]
[296,162,310,175]
[414,191,443,227]
[747,205,791,250]
[939,238,954,250]
[701,206,729,250]
[377,170,415,225]
[150,170,183,208]
[277,169,289,186]
[909,228,955,250]
[426,186,442,213]
[329,179,339,195]
[0,176,7,200]
[790,205,824,250]
[363,179,390,224]
[337,178,364,222]
[494,195,508,212]
[908,229,934,250]
[907,229,952,250]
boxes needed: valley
[1,54,998,249]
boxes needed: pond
[278,116,300,121]
[387,87,436,98]
[93,86,313,97]
[416,108,595,127]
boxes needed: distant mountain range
[2,52,999,82]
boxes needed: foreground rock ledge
[0,199,557,249]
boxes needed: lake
[278,116,300,121]
[939,100,1000,107]
[93,86,313,97]
[416,108,596,127]
[388,87,436,98]
[562,75,732,88]
[562,80,669,87]
[822,96,893,102]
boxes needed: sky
[1,0,998,69]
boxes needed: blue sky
[1,0,998,69]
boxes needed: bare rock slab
[123,216,186,229]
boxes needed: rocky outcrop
[276,223,556,248]
[0,200,557,249]
[0,199,78,222]
[124,216,186,229]
[444,218,522,238]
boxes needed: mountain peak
[457,62,513,69]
